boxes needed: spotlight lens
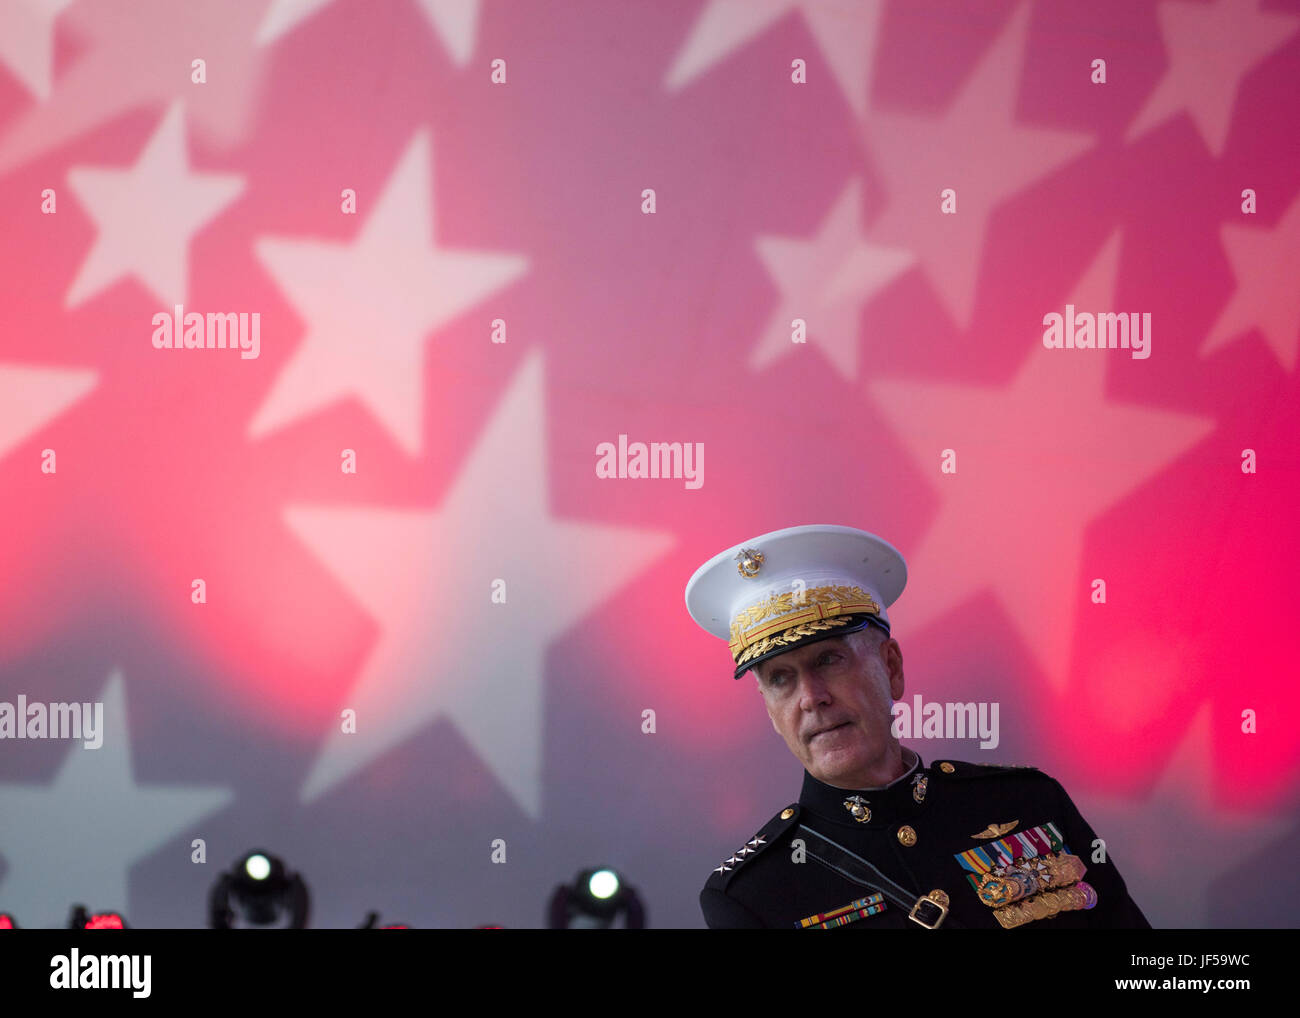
[245,854,271,881]
[588,870,619,900]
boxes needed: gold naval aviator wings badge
[971,820,1019,840]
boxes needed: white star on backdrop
[749,179,913,380]
[255,0,336,44]
[257,0,482,65]
[64,102,245,309]
[289,352,675,816]
[861,1,1093,329]
[0,363,96,461]
[0,0,270,180]
[868,231,1215,685]
[1082,706,1291,928]
[665,0,885,118]
[1126,0,1300,157]
[249,128,528,455]
[0,0,74,100]
[0,670,234,929]
[1201,189,1300,372]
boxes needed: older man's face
[753,628,904,788]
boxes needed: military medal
[954,822,1100,928]
[842,795,871,823]
[796,893,886,930]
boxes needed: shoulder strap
[796,820,964,929]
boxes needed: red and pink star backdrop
[0,0,1296,928]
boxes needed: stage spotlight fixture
[0,913,16,929]
[68,905,128,929]
[548,866,645,929]
[209,849,310,929]
[589,868,620,899]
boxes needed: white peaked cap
[684,524,907,679]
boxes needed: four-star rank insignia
[713,835,765,874]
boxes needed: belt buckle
[908,890,949,929]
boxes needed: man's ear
[885,638,905,700]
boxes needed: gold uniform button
[939,762,955,773]
[780,808,795,820]
[897,825,917,847]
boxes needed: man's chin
[807,748,866,787]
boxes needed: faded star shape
[0,0,75,99]
[867,231,1214,685]
[1126,0,1299,157]
[861,2,1093,328]
[290,352,675,816]
[1082,706,1291,928]
[1201,189,1300,371]
[254,0,333,44]
[413,0,480,64]
[0,362,97,460]
[665,0,884,117]
[0,0,269,179]
[249,128,527,455]
[257,0,481,65]
[750,178,913,380]
[0,670,234,929]
[64,102,244,308]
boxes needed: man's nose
[796,670,831,705]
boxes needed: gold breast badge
[970,820,1019,840]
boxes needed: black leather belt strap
[796,822,961,929]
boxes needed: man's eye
[818,653,838,666]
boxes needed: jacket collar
[798,747,927,830]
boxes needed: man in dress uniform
[685,524,1151,930]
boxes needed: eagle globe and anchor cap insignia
[843,795,872,823]
[735,547,764,577]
